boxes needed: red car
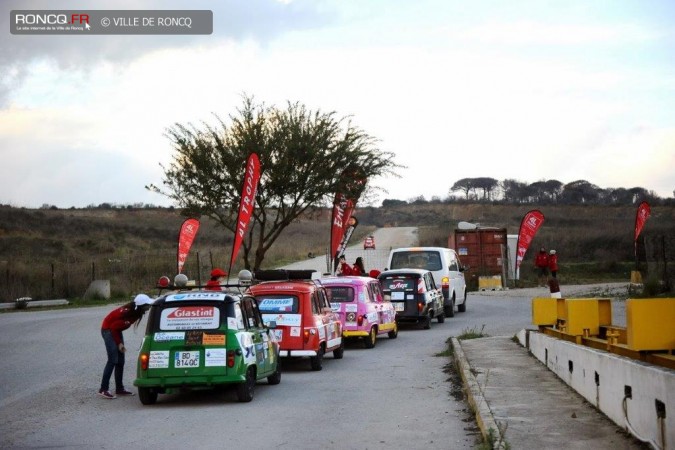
[249,270,344,371]
[363,235,376,250]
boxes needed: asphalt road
[0,227,630,449]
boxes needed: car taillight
[418,301,425,312]
[227,350,236,368]
[357,314,365,326]
[139,353,149,371]
[442,276,449,289]
[303,328,316,343]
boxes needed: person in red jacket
[98,294,153,399]
[353,257,367,276]
[548,249,559,278]
[336,255,353,276]
[205,268,227,291]
[534,247,549,287]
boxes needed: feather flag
[634,201,651,258]
[515,210,545,270]
[177,218,200,274]
[228,153,261,276]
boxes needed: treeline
[383,178,673,207]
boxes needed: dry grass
[0,203,673,301]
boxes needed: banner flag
[330,193,355,260]
[333,215,359,272]
[177,218,200,274]
[515,210,545,270]
[328,170,366,273]
[634,201,651,258]
[228,153,261,276]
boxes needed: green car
[134,287,281,405]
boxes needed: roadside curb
[451,337,505,449]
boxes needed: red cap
[211,268,227,277]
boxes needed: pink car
[319,276,398,348]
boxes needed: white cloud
[1,0,674,208]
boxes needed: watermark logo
[10,10,212,35]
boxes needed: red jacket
[205,280,223,291]
[338,262,353,276]
[548,254,558,271]
[101,306,134,345]
[534,252,549,268]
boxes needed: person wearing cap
[548,249,559,279]
[206,268,227,291]
[98,294,153,399]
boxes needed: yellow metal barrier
[626,298,675,351]
[532,296,675,370]
[531,297,557,326]
[478,275,503,291]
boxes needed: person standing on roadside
[353,257,367,276]
[98,294,153,399]
[548,249,559,279]
[534,247,549,287]
[205,268,227,291]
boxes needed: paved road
[281,226,418,275]
[0,227,631,449]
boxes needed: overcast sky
[2,0,674,208]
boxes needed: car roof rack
[254,269,317,282]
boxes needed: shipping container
[448,227,507,291]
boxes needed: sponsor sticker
[205,348,226,367]
[154,332,185,342]
[149,351,169,369]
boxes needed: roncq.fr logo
[14,13,90,26]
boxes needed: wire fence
[0,250,235,302]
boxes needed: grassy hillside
[0,203,673,301]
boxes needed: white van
[386,247,467,317]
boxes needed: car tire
[267,365,281,385]
[310,345,324,371]
[388,322,398,339]
[437,312,445,323]
[364,327,377,349]
[138,387,158,405]
[458,292,467,312]
[422,315,431,330]
[333,339,345,359]
[236,367,256,402]
[446,295,456,318]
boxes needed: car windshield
[257,295,300,313]
[325,286,355,303]
[390,251,442,271]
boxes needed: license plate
[393,302,405,311]
[174,350,200,368]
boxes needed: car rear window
[325,286,355,303]
[257,295,300,313]
[380,276,416,292]
[390,251,442,271]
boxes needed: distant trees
[439,177,663,206]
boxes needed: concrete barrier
[0,299,70,310]
[519,329,675,449]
